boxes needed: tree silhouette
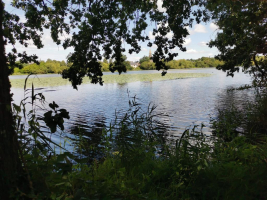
[0,0,208,197]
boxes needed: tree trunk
[0,1,24,199]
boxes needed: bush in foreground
[11,87,267,199]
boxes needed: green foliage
[211,105,243,142]
[137,57,223,70]
[109,54,132,73]
[207,0,267,86]
[43,101,70,133]
[66,119,267,200]
[13,67,21,74]
[12,87,267,199]
[99,61,109,72]
[5,0,209,85]
[12,82,70,152]
[18,130,267,199]
[23,122,267,199]
[5,1,267,199]
[103,58,108,64]
[188,137,267,200]
[100,55,133,72]
[11,81,75,198]
[139,61,156,70]
[12,60,68,75]
[139,56,150,64]
[10,56,223,74]
[165,57,224,69]
[124,61,133,71]
[211,91,267,142]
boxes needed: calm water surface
[11,68,253,139]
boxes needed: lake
[10,68,253,143]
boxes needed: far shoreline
[10,67,216,78]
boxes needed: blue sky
[4,0,219,62]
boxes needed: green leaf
[13,103,21,112]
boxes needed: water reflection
[216,86,255,111]
[11,68,253,139]
[211,86,256,138]
[67,115,106,163]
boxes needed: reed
[10,73,212,88]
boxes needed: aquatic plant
[11,85,267,199]
[10,72,212,88]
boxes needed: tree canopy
[207,0,267,86]
[5,0,208,88]
[5,0,267,84]
[0,1,208,196]
[139,56,150,64]
[2,0,267,198]
[140,61,156,70]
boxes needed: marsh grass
[12,86,267,199]
[211,90,267,143]
[10,73,212,88]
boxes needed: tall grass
[62,114,267,199]
[12,82,267,199]
[211,89,267,143]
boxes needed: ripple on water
[11,68,253,140]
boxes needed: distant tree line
[11,56,223,75]
[100,55,135,72]
[12,59,70,74]
[139,56,224,70]
[11,55,137,75]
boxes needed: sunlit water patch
[10,68,252,141]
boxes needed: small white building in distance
[129,61,139,68]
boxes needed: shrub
[139,61,155,70]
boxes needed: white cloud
[199,41,207,47]
[166,31,173,39]
[186,24,206,34]
[42,35,54,46]
[157,0,166,12]
[149,31,155,40]
[127,56,140,62]
[184,38,191,46]
[142,47,147,51]
[186,49,197,53]
[194,24,206,33]
[152,44,157,49]
[58,32,72,41]
[208,53,214,57]
[149,29,173,40]
[185,26,192,34]
[5,42,72,61]
[5,28,73,61]
[157,22,173,39]
[210,23,219,31]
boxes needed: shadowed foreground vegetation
[10,72,211,88]
[2,0,267,199]
[10,86,267,199]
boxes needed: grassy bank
[10,72,212,88]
